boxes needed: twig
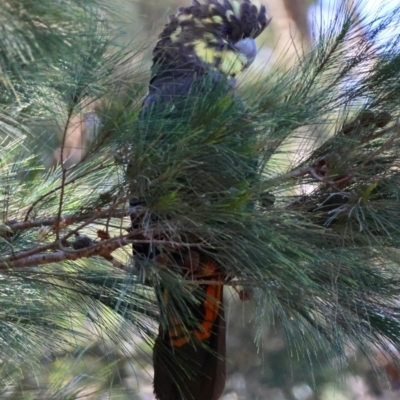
[60,199,126,243]
[7,242,58,262]
[56,108,75,239]
[0,239,127,269]
[361,126,400,166]
[266,165,324,186]
[0,231,205,269]
[7,208,130,235]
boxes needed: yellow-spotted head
[152,0,271,79]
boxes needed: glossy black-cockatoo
[132,1,270,399]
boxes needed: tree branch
[0,226,205,270]
[6,207,131,235]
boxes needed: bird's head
[153,0,271,78]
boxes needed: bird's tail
[153,259,226,400]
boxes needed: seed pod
[375,111,392,128]
[72,233,93,250]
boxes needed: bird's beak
[233,38,258,67]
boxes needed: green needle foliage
[2,0,400,397]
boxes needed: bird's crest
[153,0,271,78]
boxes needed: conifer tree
[1,0,400,398]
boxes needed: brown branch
[265,165,324,188]
[0,238,129,269]
[6,242,58,263]
[3,206,131,263]
[7,207,131,235]
[60,200,127,243]
[0,230,204,270]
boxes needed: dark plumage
[131,2,271,399]
[143,0,270,110]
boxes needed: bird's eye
[223,27,232,36]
